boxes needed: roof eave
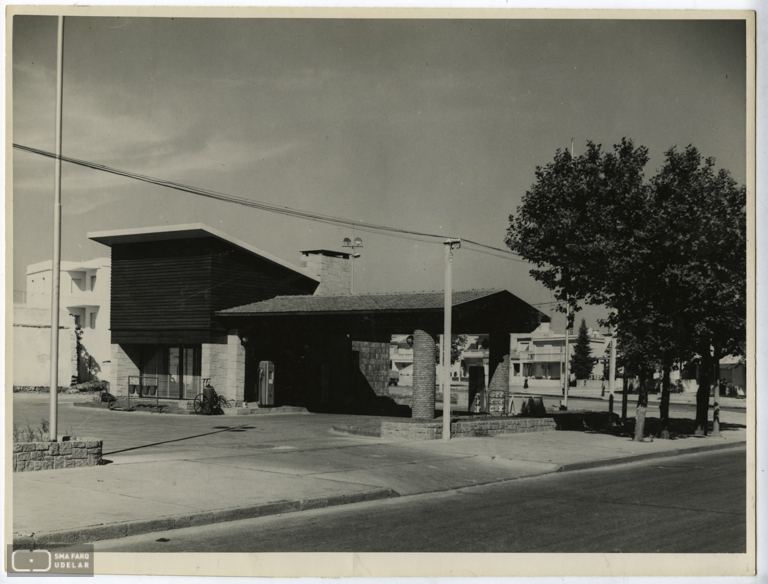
[217,307,446,318]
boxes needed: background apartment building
[17,258,112,386]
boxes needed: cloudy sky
[11,15,747,331]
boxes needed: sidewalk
[13,400,747,548]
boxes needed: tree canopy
[505,139,746,434]
[435,334,469,365]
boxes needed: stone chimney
[299,250,352,296]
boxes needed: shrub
[12,419,74,442]
[13,419,49,443]
[72,380,110,392]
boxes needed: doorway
[140,344,201,399]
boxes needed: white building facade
[25,258,112,384]
[510,322,610,388]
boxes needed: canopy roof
[218,289,549,335]
[219,289,503,316]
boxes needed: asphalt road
[94,447,746,553]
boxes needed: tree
[648,146,746,434]
[506,140,746,440]
[435,334,469,366]
[570,319,597,381]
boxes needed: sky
[11,15,748,333]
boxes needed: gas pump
[258,361,275,406]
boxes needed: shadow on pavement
[553,410,745,440]
[102,424,257,456]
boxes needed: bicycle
[193,380,232,415]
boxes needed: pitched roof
[218,289,505,316]
[88,223,319,283]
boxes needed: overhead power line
[13,143,529,263]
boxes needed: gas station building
[89,224,548,419]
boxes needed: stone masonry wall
[202,337,229,402]
[226,331,246,404]
[111,344,140,397]
[488,332,511,393]
[13,438,103,472]
[351,339,389,397]
[302,252,352,296]
[381,417,556,441]
[411,329,437,419]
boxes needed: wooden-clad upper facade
[89,224,320,345]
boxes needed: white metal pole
[438,333,444,403]
[563,139,575,410]
[350,254,354,295]
[442,239,458,441]
[563,300,570,409]
[49,15,65,441]
[609,334,617,397]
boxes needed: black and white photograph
[7,5,757,579]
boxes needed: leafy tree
[505,139,651,313]
[570,319,597,381]
[506,140,746,439]
[435,334,469,365]
[648,146,746,434]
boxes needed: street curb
[13,488,399,549]
[556,439,746,473]
[13,439,745,548]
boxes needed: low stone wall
[381,416,557,441]
[13,437,103,472]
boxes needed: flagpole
[49,15,65,441]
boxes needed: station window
[140,345,202,400]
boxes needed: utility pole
[438,334,444,415]
[562,138,575,411]
[442,238,460,441]
[49,15,65,441]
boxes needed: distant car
[389,369,400,386]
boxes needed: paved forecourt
[12,393,746,547]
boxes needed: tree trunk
[621,375,628,426]
[694,343,711,436]
[659,359,671,439]
[633,369,649,442]
[712,343,722,437]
